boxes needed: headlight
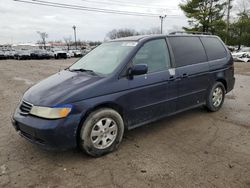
[30,104,72,119]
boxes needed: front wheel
[206,82,225,112]
[79,108,124,157]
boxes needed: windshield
[69,41,137,75]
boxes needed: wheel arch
[216,78,227,92]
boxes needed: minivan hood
[23,70,103,106]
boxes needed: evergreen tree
[179,0,228,34]
[229,12,250,49]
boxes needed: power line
[80,0,168,11]
[33,0,164,16]
[14,0,183,18]
[15,0,159,17]
[98,0,176,9]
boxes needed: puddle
[13,77,34,85]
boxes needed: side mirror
[128,64,148,79]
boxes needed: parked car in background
[239,47,250,52]
[232,51,250,62]
[72,50,83,57]
[4,50,15,59]
[14,50,31,60]
[54,50,67,59]
[30,50,51,59]
[67,50,83,58]
[0,51,5,59]
[47,51,54,59]
[82,48,92,56]
[67,51,74,58]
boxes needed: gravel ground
[0,59,250,188]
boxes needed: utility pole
[72,25,77,50]
[159,15,167,34]
[226,0,231,45]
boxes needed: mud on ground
[0,59,250,188]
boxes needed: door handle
[182,73,188,78]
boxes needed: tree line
[36,32,101,50]
[105,27,161,40]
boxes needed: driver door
[124,38,178,127]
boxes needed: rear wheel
[206,82,225,112]
[79,108,124,157]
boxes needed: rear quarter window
[200,37,227,61]
[168,36,207,67]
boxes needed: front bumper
[12,107,82,150]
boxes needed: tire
[206,82,225,112]
[79,108,124,157]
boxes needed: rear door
[124,38,178,127]
[200,36,232,90]
[168,36,209,111]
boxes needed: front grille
[19,100,33,116]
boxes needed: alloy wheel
[90,118,118,149]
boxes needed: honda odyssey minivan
[12,33,235,156]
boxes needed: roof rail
[169,31,212,35]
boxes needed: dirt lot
[0,59,250,188]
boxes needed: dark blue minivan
[12,33,235,156]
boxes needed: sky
[0,0,246,44]
[0,0,188,44]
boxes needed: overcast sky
[0,0,188,44]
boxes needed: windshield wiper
[69,68,97,75]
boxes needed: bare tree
[106,27,165,40]
[37,31,48,49]
[234,0,250,15]
[63,36,72,51]
[147,27,161,34]
[140,27,161,35]
[167,25,184,34]
[106,28,139,40]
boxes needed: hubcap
[212,87,223,107]
[90,118,118,149]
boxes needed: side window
[200,37,227,61]
[132,39,171,73]
[168,36,207,67]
